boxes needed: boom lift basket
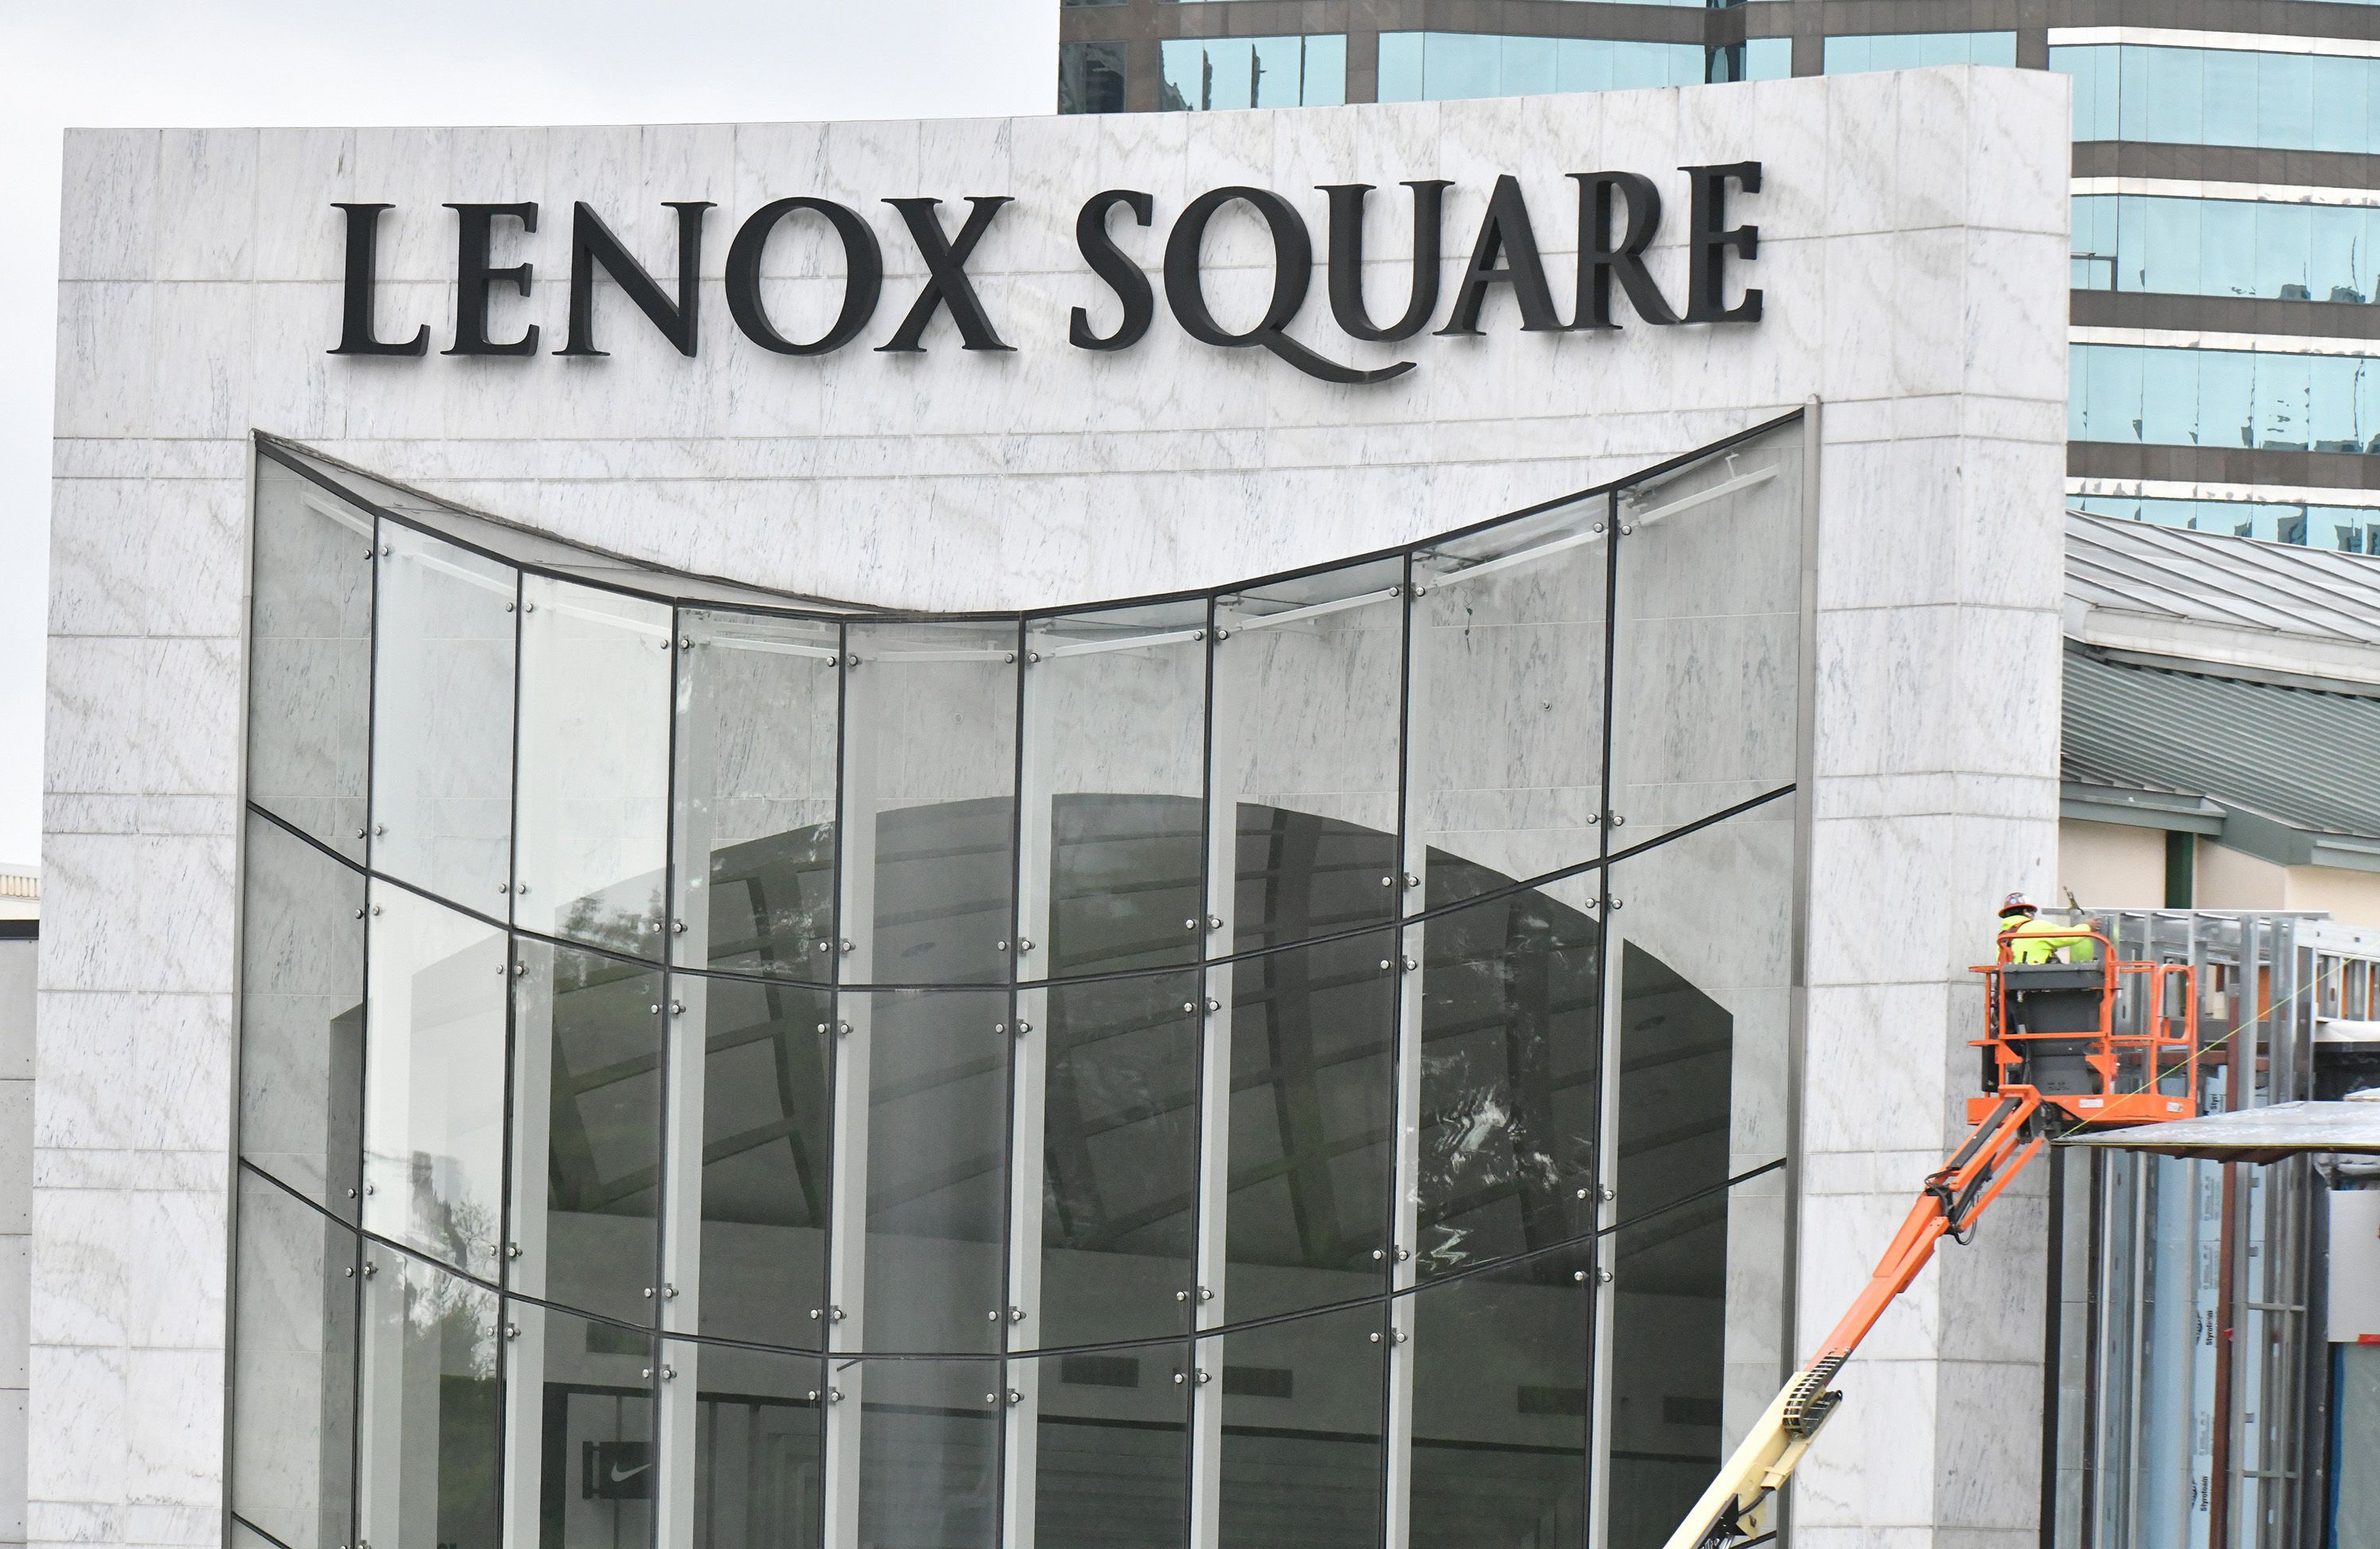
[1971,926,2200,1128]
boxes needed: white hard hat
[2001,891,2037,913]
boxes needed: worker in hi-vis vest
[1996,891,2099,964]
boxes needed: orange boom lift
[1662,924,2202,1549]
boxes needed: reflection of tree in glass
[560,881,666,957]
[398,1257,500,1382]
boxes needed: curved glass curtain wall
[230,413,1808,1549]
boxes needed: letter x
[877,196,1014,352]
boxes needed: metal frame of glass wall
[227,409,1814,1549]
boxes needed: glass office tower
[1058,1,2380,553]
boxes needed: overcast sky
[0,0,1054,870]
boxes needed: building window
[1821,31,2017,75]
[1158,34,1345,110]
[2072,193,2380,302]
[2071,341,2380,456]
[227,416,1810,1549]
[1377,33,1708,102]
[1059,40,1129,114]
[1711,37,1793,83]
[2071,493,2380,551]
[2056,43,2380,155]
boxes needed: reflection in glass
[1039,973,1201,1347]
[1031,1343,1190,1549]
[248,455,372,859]
[1610,424,1804,840]
[1215,1303,1387,1549]
[231,1170,357,1549]
[1605,1203,1729,1549]
[1160,34,1346,110]
[371,523,516,906]
[1028,602,1206,978]
[685,1341,824,1549]
[240,813,365,1217]
[857,1362,1000,1549]
[516,576,674,956]
[355,1243,503,1549]
[512,939,664,1324]
[363,882,509,1280]
[694,977,832,1350]
[1412,500,1606,910]
[858,990,1010,1351]
[1415,878,1600,1280]
[1225,932,1398,1321]
[1410,1244,1592,1549]
[523,1305,658,1549]
[846,621,1019,986]
[1216,560,1404,955]
[674,610,840,980]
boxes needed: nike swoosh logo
[609,1463,652,1483]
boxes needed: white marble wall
[42,65,2071,1549]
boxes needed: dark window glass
[856,1361,1000,1549]
[1038,972,1202,1347]
[854,988,1012,1351]
[512,939,665,1325]
[674,610,840,980]
[353,1242,503,1549]
[231,1170,358,1549]
[1031,1343,1191,1549]
[1415,874,1601,1281]
[248,455,372,859]
[1604,1201,1730,1549]
[1214,1303,1387,1549]
[693,976,832,1350]
[1409,1243,1594,1549]
[1223,931,1398,1322]
[240,813,365,1217]
[519,1304,658,1549]
[684,1341,825,1549]
[1060,40,1129,115]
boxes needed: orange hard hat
[2000,892,2037,914]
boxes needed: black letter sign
[560,202,713,357]
[445,202,539,356]
[725,198,885,356]
[879,197,1015,352]
[329,203,428,356]
[1069,190,1155,352]
[1570,172,1679,329]
[1682,162,1763,323]
[1165,186,1411,385]
[1438,175,1560,336]
[1320,181,1448,343]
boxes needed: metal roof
[2063,646,2380,854]
[2067,509,2380,648]
[2054,1099,2380,1162]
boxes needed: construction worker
[1996,892,2099,964]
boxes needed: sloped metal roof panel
[2054,1099,2380,1162]
[2066,510,2380,646]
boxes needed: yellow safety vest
[1999,912,2100,965]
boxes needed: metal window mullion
[501,947,556,1549]
[1384,567,1424,1549]
[1587,490,1624,1549]
[656,606,710,1549]
[1188,600,1240,1549]
[823,646,879,1549]
[1004,636,1059,1549]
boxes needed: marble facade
[42,65,2069,1549]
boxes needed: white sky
[0,0,1056,870]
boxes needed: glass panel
[855,988,1011,1351]
[1409,1243,1594,1549]
[681,1340,825,1549]
[1060,40,1130,116]
[354,1243,503,1549]
[1608,797,1797,1197]
[1415,880,1601,1282]
[1031,1343,1191,1549]
[674,610,840,980]
[248,456,373,859]
[363,881,509,1280]
[516,576,674,956]
[692,975,832,1351]
[512,938,664,1325]
[519,1305,658,1549]
[1223,931,1398,1322]
[1217,558,1404,955]
[241,813,366,1217]
[1411,499,1607,909]
[1610,421,1805,843]
[1038,971,1202,1348]
[846,621,1019,987]
[856,1361,1000,1549]
[371,522,516,908]
[231,1170,358,1549]
[1027,601,1206,979]
[1213,1303,1388,1549]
